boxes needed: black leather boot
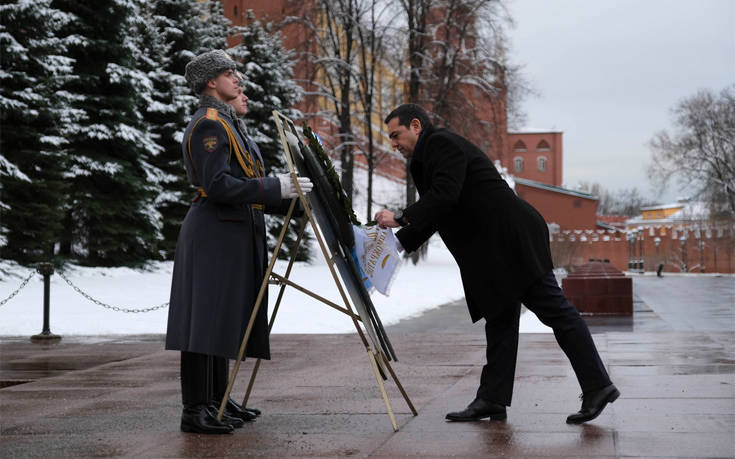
[180,404,233,434]
[244,406,261,417]
[224,398,257,421]
[206,403,245,428]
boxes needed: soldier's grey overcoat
[165,97,282,360]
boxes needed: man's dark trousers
[477,271,611,406]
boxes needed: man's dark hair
[384,104,432,130]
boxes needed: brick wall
[550,225,735,274]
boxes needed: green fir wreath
[302,124,362,226]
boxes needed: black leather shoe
[224,398,257,422]
[244,406,261,417]
[180,404,234,434]
[226,397,261,417]
[207,404,245,428]
[566,384,620,424]
[445,398,507,421]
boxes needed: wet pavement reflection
[1,276,734,457]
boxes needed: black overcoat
[396,126,553,323]
[165,100,282,360]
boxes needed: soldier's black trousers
[477,271,611,406]
[180,351,229,406]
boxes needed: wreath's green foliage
[302,124,361,226]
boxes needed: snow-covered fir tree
[196,0,230,52]
[0,0,76,263]
[228,11,308,260]
[229,11,302,176]
[144,0,232,258]
[135,0,199,258]
[51,0,163,266]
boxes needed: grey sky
[507,0,734,201]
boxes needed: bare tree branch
[648,85,735,216]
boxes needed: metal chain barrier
[0,269,36,307]
[55,269,169,313]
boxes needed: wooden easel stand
[217,113,417,431]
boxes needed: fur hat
[184,50,237,93]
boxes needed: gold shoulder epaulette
[206,108,218,120]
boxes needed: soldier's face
[387,117,422,158]
[230,87,249,116]
[211,70,240,102]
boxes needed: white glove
[278,173,313,199]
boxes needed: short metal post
[680,237,687,273]
[699,240,705,273]
[627,232,634,270]
[714,246,718,272]
[638,230,644,272]
[31,262,61,342]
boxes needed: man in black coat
[375,104,619,424]
[166,50,312,434]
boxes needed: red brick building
[499,129,598,231]
[514,178,598,230]
[218,2,735,273]
[222,2,599,230]
[504,130,563,186]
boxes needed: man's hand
[374,209,400,229]
[278,173,313,199]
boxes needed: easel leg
[242,358,261,407]
[217,199,297,422]
[381,353,418,416]
[367,350,398,431]
[242,218,309,407]
[257,113,417,432]
[294,188,400,429]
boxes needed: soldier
[165,50,312,434]
[230,71,250,131]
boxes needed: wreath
[302,125,361,226]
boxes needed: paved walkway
[1,276,734,457]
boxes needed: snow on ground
[0,234,550,336]
[0,170,551,336]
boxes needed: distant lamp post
[680,237,687,272]
[627,231,635,271]
[714,246,718,273]
[699,239,705,273]
[637,229,644,272]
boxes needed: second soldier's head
[229,71,249,117]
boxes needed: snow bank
[0,235,550,336]
[0,236,461,336]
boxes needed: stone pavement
[1,275,734,457]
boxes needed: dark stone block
[562,262,632,316]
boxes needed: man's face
[387,117,422,158]
[209,69,240,101]
[229,86,249,116]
